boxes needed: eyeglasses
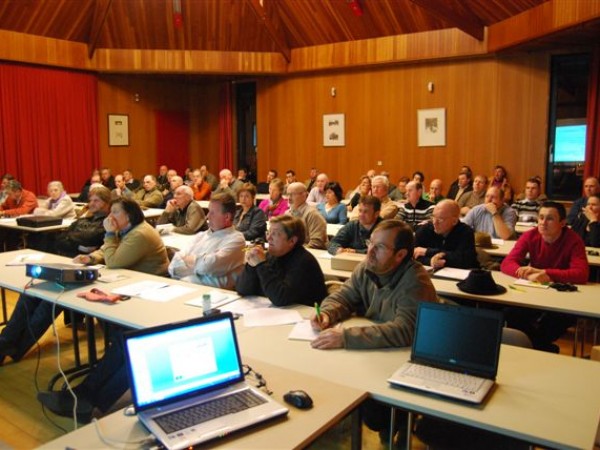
[365,239,393,252]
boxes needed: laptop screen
[411,302,503,379]
[125,313,244,410]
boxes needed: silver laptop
[388,302,503,404]
[124,313,288,450]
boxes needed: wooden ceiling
[0,0,579,55]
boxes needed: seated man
[213,169,243,197]
[133,174,164,208]
[122,169,140,191]
[157,185,207,234]
[463,186,517,240]
[328,195,382,255]
[190,169,211,201]
[200,165,219,191]
[350,175,397,221]
[457,174,487,216]
[236,215,327,306]
[567,176,599,225]
[511,177,545,223]
[423,179,444,204]
[286,182,328,249]
[501,201,589,352]
[396,181,434,230]
[446,165,472,201]
[256,169,277,194]
[111,174,135,201]
[0,180,38,250]
[389,176,409,202]
[306,173,328,205]
[0,186,112,364]
[168,192,245,289]
[310,220,438,441]
[414,199,479,269]
[160,175,184,207]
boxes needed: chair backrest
[501,327,532,348]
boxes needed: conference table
[1,250,599,449]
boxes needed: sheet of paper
[111,280,169,296]
[433,267,471,281]
[243,308,303,327]
[220,296,273,314]
[513,279,550,289]
[140,285,197,302]
[491,238,504,246]
[6,253,44,266]
[96,272,128,283]
[185,289,240,309]
[317,253,333,259]
[288,320,320,341]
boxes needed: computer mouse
[283,390,313,409]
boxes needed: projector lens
[31,265,43,278]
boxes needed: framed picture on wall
[417,108,446,147]
[323,113,345,147]
[108,114,129,146]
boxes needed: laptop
[123,312,288,450]
[388,302,503,404]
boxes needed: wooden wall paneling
[0,30,93,70]
[97,76,223,180]
[255,53,551,197]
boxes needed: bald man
[287,182,328,249]
[414,200,479,269]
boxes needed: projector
[25,263,99,284]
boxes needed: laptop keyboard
[402,364,485,393]
[155,390,267,434]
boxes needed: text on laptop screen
[126,318,242,407]
[413,305,501,375]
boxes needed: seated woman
[0,198,169,365]
[34,180,76,219]
[258,178,289,219]
[348,175,371,212]
[317,182,348,224]
[234,183,267,241]
[571,193,600,247]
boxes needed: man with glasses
[310,219,437,445]
[328,195,382,255]
[414,199,479,269]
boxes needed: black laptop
[388,302,504,403]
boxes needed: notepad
[288,320,320,341]
[243,308,303,327]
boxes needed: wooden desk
[38,358,367,450]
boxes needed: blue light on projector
[30,265,43,278]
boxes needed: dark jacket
[236,245,327,306]
[571,215,600,247]
[234,205,267,241]
[328,217,382,255]
[414,221,479,269]
[54,212,108,257]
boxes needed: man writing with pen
[310,219,438,445]
[236,215,327,306]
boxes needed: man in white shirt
[168,192,245,289]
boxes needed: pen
[314,302,321,324]
[509,285,526,293]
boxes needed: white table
[3,250,599,449]
[38,358,367,450]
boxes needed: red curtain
[0,63,99,195]
[584,47,600,180]
[155,110,190,176]
[218,82,233,170]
